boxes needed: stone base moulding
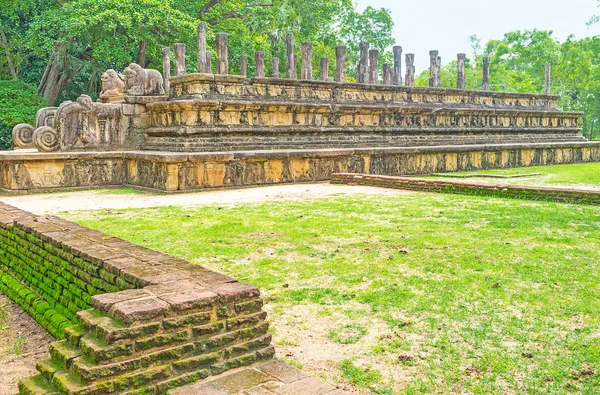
[331,173,600,205]
[0,201,274,394]
[1,141,599,194]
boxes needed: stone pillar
[393,45,402,85]
[255,51,265,78]
[161,47,170,92]
[544,64,551,95]
[174,43,186,76]
[320,58,329,81]
[383,63,391,85]
[457,53,466,89]
[197,22,209,73]
[240,55,247,77]
[271,57,280,78]
[206,51,213,74]
[335,46,346,83]
[405,53,415,87]
[286,33,296,79]
[358,41,369,83]
[429,50,440,88]
[301,42,313,80]
[216,32,228,74]
[482,56,490,90]
[369,49,379,84]
[293,54,298,79]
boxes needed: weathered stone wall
[142,75,584,152]
[331,173,600,205]
[0,202,273,394]
[1,142,599,193]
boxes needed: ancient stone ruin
[1,24,600,395]
[2,25,598,193]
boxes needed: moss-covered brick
[115,277,136,290]
[140,343,195,368]
[36,359,62,382]
[98,269,116,285]
[172,352,220,372]
[79,334,134,363]
[49,341,81,368]
[163,311,211,330]
[135,330,190,352]
[18,374,56,395]
[72,356,142,382]
[111,364,172,392]
[155,370,209,394]
[51,370,91,394]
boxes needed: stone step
[77,309,161,345]
[36,359,62,383]
[49,340,81,370]
[17,374,59,395]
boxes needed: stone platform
[171,360,348,395]
[1,141,599,193]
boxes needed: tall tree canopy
[0,0,395,105]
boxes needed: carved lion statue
[100,69,125,98]
[123,63,165,96]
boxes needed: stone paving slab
[170,359,349,395]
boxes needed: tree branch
[199,0,224,18]
[0,27,18,79]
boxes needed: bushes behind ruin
[0,79,46,150]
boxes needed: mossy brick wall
[0,211,136,338]
[0,202,273,394]
[332,173,600,205]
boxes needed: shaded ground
[63,193,600,394]
[0,183,405,215]
[0,293,55,395]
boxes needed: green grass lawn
[428,162,600,189]
[63,193,600,394]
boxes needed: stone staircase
[20,287,273,394]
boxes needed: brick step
[77,309,161,345]
[70,329,271,383]
[49,341,81,370]
[75,309,268,365]
[17,374,59,395]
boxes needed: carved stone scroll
[12,124,35,148]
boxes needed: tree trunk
[136,41,147,66]
[37,44,72,106]
[0,27,17,79]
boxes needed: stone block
[91,289,152,312]
[212,282,260,303]
[110,297,170,324]
[257,359,309,383]
[159,288,219,312]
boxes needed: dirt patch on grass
[0,293,54,395]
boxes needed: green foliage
[0,79,46,149]
[1,0,395,103]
